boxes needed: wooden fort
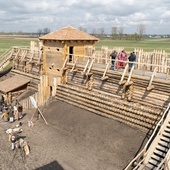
[0,26,170,169]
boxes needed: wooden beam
[101,62,110,81]
[146,67,157,91]
[118,64,129,85]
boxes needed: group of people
[110,50,136,72]
[0,96,23,123]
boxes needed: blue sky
[0,0,170,34]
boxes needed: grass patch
[0,35,38,55]
[0,35,169,56]
[95,38,170,54]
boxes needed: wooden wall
[42,40,96,86]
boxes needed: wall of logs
[56,63,170,132]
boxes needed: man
[128,52,136,72]
[110,51,117,70]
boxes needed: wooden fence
[85,46,170,73]
[19,92,41,109]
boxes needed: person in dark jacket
[110,51,117,70]
[17,104,23,120]
[128,52,136,72]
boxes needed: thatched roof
[39,26,99,41]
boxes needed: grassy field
[0,35,38,55]
[0,35,169,56]
[95,38,170,54]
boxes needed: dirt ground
[0,100,148,170]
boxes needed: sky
[0,0,170,34]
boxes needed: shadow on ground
[35,161,64,170]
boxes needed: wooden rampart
[56,54,170,131]
[88,46,170,73]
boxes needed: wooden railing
[124,104,170,170]
[65,53,170,81]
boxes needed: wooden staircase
[124,105,170,170]
[140,115,170,169]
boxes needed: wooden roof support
[81,58,90,75]
[146,67,157,91]
[21,49,28,62]
[125,65,134,86]
[36,50,42,65]
[118,63,129,85]
[101,62,110,81]
[61,55,69,71]
[28,51,35,63]
[14,49,21,60]
[86,58,95,76]
[70,57,78,73]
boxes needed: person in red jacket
[117,50,127,69]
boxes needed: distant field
[0,35,169,56]
[95,38,170,55]
[0,35,38,55]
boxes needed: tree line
[79,24,146,40]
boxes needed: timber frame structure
[0,26,170,169]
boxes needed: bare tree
[43,28,51,35]
[37,29,43,37]
[137,24,146,40]
[78,26,87,32]
[98,27,105,38]
[111,27,117,39]
[92,28,97,36]
[118,27,124,40]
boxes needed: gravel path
[0,100,148,170]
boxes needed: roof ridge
[39,26,99,41]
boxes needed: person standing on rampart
[128,52,136,72]
[110,50,117,70]
[117,50,127,69]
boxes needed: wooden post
[42,46,47,75]
[101,62,110,81]
[70,57,78,72]
[146,67,157,91]
[118,64,129,85]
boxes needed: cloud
[0,0,169,34]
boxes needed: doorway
[69,46,74,62]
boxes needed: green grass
[95,38,170,54]
[0,35,38,55]
[0,35,169,56]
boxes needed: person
[8,104,14,123]
[13,104,18,121]
[0,94,4,114]
[2,106,9,122]
[110,51,117,70]
[128,52,136,72]
[17,104,23,120]
[117,50,127,69]
[10,133,19,150]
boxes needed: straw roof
[39,26,99,41]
